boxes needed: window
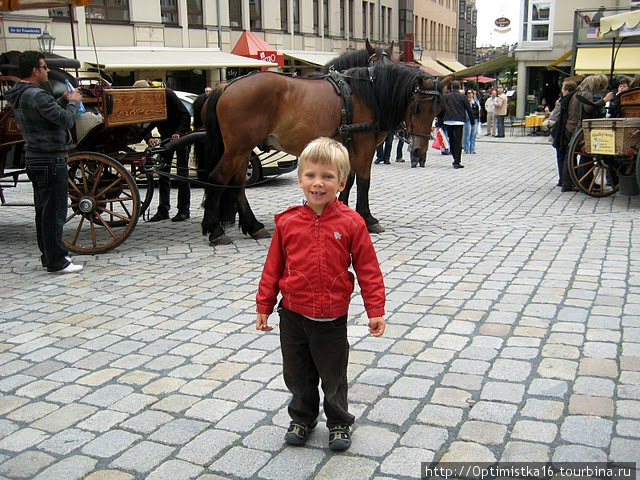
[523,0,550,42]
[85,0,130,22]
[323,0,329,35]
[362,1,367,38]
[369,4,373,40]
[349,0,353,38]
[293,0,300,32]
[229,0,242,28]
[388,8,392,42]
[381,6,386,42]
[458,29,464,54]
[161,0,178,24]
[281,0,288,30]
[250,0,262,29]
[340,0,345,37]
[459,0,465,20]
[313,0,319,34]
[187,0,203,26]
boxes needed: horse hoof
[368,223,385,234]
[209,233,233,246]
[251,228,271,240]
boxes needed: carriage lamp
[413,43,424,62]
[346,44,355,51]
[37,29,56,55]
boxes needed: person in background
[493,87,508,137]
[204,86,212,94]
[551,81,578,188]
[374,132,393,164]
[562,75,614,192]
[536,98,550,115]
[134,80,193,222]
[443,81,474,169]
[607,76,631,118]
[541,97,561,133]
[5,51,84,273]
[485,89,497,136]
[256,137,385,452]
[463,89,480,154]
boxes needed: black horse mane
[192,92,208,129]
[320,49,374,74]
[345,64,439,132]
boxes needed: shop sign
[259,51,277,63]
[495,17,511,28]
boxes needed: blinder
[407,82,442,140]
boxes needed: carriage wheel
[65,152,140,254]
[567,128,618,197]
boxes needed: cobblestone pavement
[1,138,639,479]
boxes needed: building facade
[514,0,634,116]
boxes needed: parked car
[174,90,297,186]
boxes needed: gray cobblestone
[560,416,613,448]
[32,455,97,480]
[77,410,130,433]
[146,460,203,480]
[110,441,175,473]
[480,381,525,403]
[38,428,95,454]
[367,398,419,426]
[81,430,141,458]
[0,450,55,478]
[467,401,518,424]
[416,404,463,427]
[258,448,325,480]
[500,442,549,462]
[177,430,240,465]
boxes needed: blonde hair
[298,138,351,183]
[579,74,608,94]
[132,79,151,88]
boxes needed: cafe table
[525,114,545,135]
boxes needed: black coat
[444,91,475,125]
[156,88,191,139]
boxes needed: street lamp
[413,43,424,62]
[37,29,56,55]
[346,44,355,51]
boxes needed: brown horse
[201,63,446,245]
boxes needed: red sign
[258,51,278,63]
[495,17,511,28]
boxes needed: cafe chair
[509,116,526,136]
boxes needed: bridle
[367,50,391,66]
[407,83,442,139]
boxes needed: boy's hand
[368,316,385,336]
[256,313,273,332]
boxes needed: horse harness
[324,67,442,148]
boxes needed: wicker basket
[582,118,640,155]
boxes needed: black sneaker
[395,158,405,162]
[171,211,190,222]
[383,159,391,165]
[284,420,317,446]
[374,158,382,164]
[329,425,351,451]
[149,212,170,222]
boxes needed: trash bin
[618,174,639,196]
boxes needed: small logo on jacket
[334,232,342,240]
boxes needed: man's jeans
[496,115,506,137]
[26,157,70,271]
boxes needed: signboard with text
[8,26,41,34]
[590,130,616,155]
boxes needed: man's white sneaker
[49,263,83,274]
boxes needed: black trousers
[279,306,354,428]
[158,146,190,215]
[26,156,70,271]
[445,124,464,164]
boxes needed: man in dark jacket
[5,51,84,273]
[443,81,474,169]
[135,80,192,222]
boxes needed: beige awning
[283,50,341,67]
[574,46,640,74]
[599,9,640,36]
[0,0,92,11]
[437,58,468,73]
[53,46,278,70]
[416,58,452,76]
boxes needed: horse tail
[202,85,226,175]
[192,92,208,130]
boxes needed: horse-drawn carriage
[566,9,640,197]
[0,56,166,254]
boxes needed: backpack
[552,90,577,150]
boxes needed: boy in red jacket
[256,137,386,451]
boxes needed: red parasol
[463,75,496,83]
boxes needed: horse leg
[202,184,233,246]
[234,179,270,240]
[355,175,385,234]
[338,171,356,206]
